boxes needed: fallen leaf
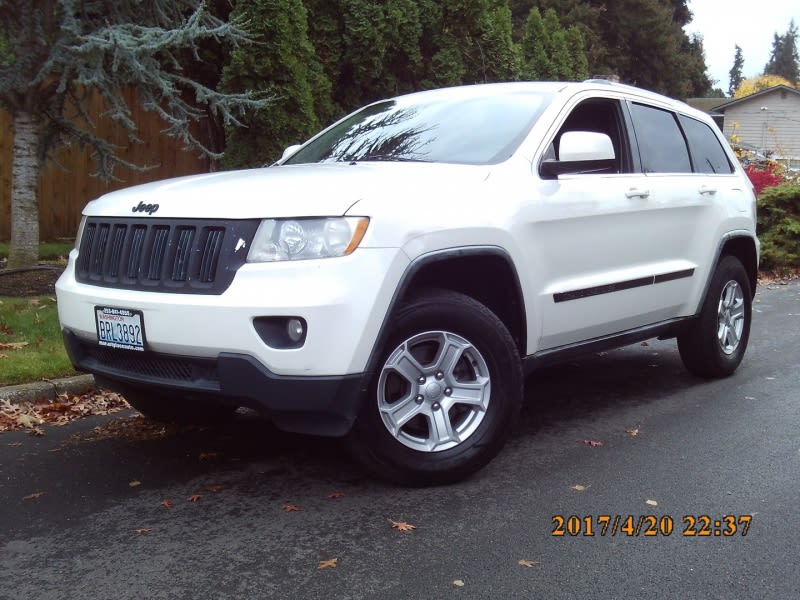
[283,503,302,512]
[452,580,465,587]
[129,480,142,488]
[23,492,46,501]
[318,558,338,570]
[518,559,540,568]
[187,494,203,503]
[583,439,603,447]
[389,519,416,532]
[0,391,130,433]
[198,452,219,461]
[645,499,658,506]
[571,484,590,492]
[0,341,29,350]
[7,442,23,447]
[134,528,152,535]
[161,499,173,509]
[28,298,41,306]
[640,341,649,346]
[29,426,45,437]
[625,428,639,437]
[327,492,346,499]
[205,484,225,493]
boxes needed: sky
[684,0,799,93]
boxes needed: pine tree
[425,0,520,86]
[0,0,265,269]
[520,7,587,81]
[220,0,332,168]
[520,7,548,80]
[729,45,744,97]
[764,20,799,84]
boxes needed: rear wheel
[347,290,522,486]
[677,256,752,377]
[95,377,237,424]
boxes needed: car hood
[82,162,493,219]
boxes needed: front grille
[76,217,260,294]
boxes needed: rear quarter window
[678,114,734,174]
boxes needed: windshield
[283,90,553,166]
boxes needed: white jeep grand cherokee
[56,80,758,485]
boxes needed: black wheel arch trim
[356,246,527,403]
[695,231,759,315]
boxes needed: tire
[677,256,752,378]
[95,377,237,424]
[346,289,523,486]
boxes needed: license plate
[95,306,146,351]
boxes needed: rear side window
[678,115,734,174]
[629,103,692,173]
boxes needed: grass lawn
[0,296,77,387]
[0,241,74,262]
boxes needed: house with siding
[711,86,800,169]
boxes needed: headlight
[74,216,88,250]
[247,217,369,262]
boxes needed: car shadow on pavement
[518,339,697,435]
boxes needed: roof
[686,97,727,115]
[712,85,800,112]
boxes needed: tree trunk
[7,111,41,269]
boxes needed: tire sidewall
[693,256,752,375]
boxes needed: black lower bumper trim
[62,330,364,437]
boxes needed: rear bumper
[63,330,365,437]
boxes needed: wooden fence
[0,89,213,241]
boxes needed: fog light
[287,318,304,343]
[253,317,307,349]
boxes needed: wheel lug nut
[417,376,426,384]
[444,388,452,396]
[432,402,441,411]
[415,394,424,404]
[435,371,444,380]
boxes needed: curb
[0,374,97,405]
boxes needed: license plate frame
[95,306,146,352]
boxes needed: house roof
[712,85,800,112]
[685,97,727,115]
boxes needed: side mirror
[540,131,616,178]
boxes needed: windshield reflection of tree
[322,107,436,163]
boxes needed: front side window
[678,115,734,174]
[283,91,552,166]
[629,103,692,174]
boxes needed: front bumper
[56,246,411,436]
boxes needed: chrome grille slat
[148,226,169,280]
[172,227,194,281]
[200,228,224,283]
[127,226,147,279]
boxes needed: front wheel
[677,256,752,378]
[346,290,523,486]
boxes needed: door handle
[699,185,717,195]
[625,188,650,199]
